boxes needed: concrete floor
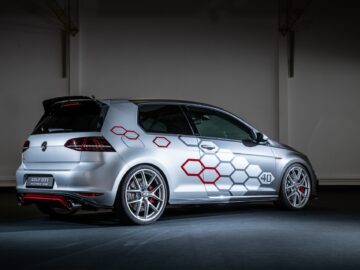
[1,187,360,270]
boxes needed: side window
[186,106,254,141]
[138,104,192,135]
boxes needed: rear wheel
[277,164,311,210]
[114,165,168,225]
[36,204,78,218]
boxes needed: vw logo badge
[41,141,47,152]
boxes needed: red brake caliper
[298,186,305,193]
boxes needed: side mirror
[256,132,268,143]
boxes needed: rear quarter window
[138,104,192,135]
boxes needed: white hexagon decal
[179,136,198,147]
[216,163,235,176]
[230,170,248,184]
[215,177,233,190]
[259,172,275,185]
[216,149,234,162]
[230,184,247,196]
[245,178,261,191]
[201,154,220,168]
[246,164,262,177]
[231,156,249,170]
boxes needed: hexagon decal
[124,130,140,140]
[246,164,262,177]
[230,184,247,196]
[215,177,233,190]
[216,163,235,176]
[181,159,204,176]
[245,178,261,191]
[179,136,198,147]
[259,172,275,185]
[201,154,220,168]
[230,170,248,184]
[200,168,221,184]
[232,156,249,170]
[216,149,234,162]
[110,126,127,135]
[153,136,171,148]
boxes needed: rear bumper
[17,190,113,210]
[16,161,122,207]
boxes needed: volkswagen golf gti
[16,96,318,225]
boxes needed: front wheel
[114,165,168,225]
[277,164,312,210]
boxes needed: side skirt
[169,195,279,205]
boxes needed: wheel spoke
[148,174,156,187]
[127,189,141,193]
[134,177,141,189]
[149,193,163,202]
[135,199,143,216]
[141,170,147,187]
[147,199,159,213]
[128,198,142,204]
[144,199,149,219]
[151,184,163,193]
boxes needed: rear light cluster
[64,136,115,152]
[22,140,30,152]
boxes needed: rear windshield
[32,100,108,134]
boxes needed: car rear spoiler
[43,96,92,113]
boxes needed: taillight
[22,140,30,152]
[64,137,115,152]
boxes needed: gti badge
[41,141,47,152]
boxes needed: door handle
[200,144,215,150]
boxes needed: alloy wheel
[125,168,166,222]
[285,166,311,208]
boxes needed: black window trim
[136,103,196,137]
[183,104,258,143]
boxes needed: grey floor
[1,187,360,270]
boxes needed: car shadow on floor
[2,200,360,234]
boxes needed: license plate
[26,176,54,188]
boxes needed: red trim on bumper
[22,193,69,208]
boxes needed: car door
[184,105,277,200]
[137,103,208,203]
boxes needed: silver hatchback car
[16,96,318,224]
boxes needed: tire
[277,163,312,210]
[114,165,168,225]
[36,203,78,218]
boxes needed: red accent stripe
[22,193,69,208]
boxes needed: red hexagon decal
[110,126,127,135]
[181,159,204,176]
[124,130,140,140]
[153,136,171,148]
[199,167,221,184]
